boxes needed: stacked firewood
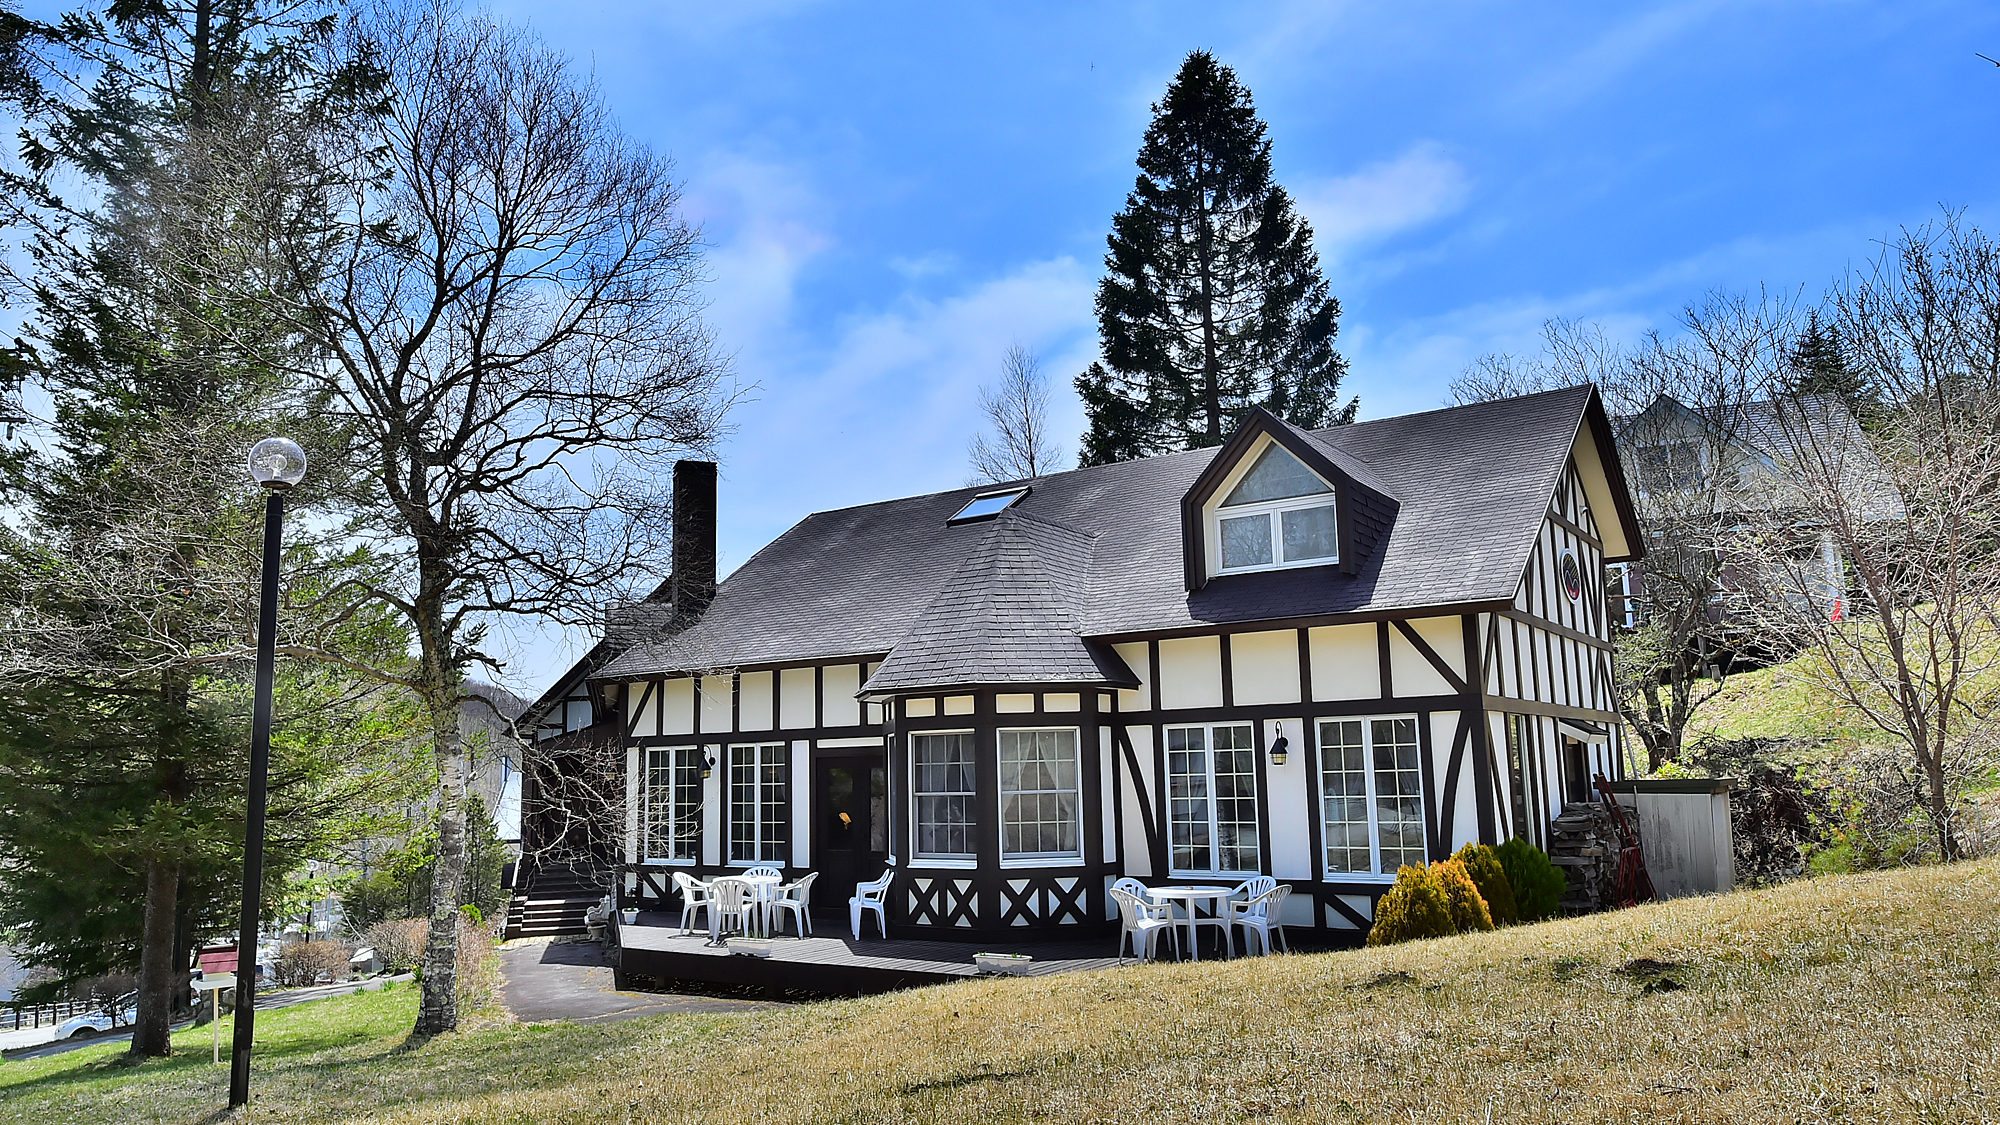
[1547,801,1625,913]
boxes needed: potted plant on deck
[973,951,1034,975]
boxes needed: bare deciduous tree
[1448,311,1781,770]
[1740,219,2000,861]
[1610,294,1794,771]
[1443,318,1610,406]
[969,345,1062,484]
[218,1,731,1034]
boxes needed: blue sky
[475,1,2000,690]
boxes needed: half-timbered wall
[1481,457,1626,847]
[609,456,1630,939]
[616,658,890,906]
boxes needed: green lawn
[7,862,2000,1123]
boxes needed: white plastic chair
[744,865,783,879]
[771,871,819,936]
[1230,875,1277,903]
[849,868,893,940]
[672,872,712,935]
[1109,887,1176,964]
[708,876,756,942]
[1111,877,1149,901]
[1231,884,1293,956]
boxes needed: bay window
[998,728,1081,861]
[913,731,976,861]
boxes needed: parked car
[55,994,137,1039]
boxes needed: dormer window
[1213,444,1338,573]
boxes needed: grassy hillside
[6,862,1999,1123]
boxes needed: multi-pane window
[1318,717,1427,876]
[1166,723,1260,874]
[644,747,702,862]
[913,732,977,860]
[729,743,788,864]
[998,729,1080,860]
[1213,444,1338,573]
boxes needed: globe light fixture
[246,437,307,490]
[231,438,306,1108]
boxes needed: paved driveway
[500,940,780,1024]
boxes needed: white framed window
[1166,723,1260,875]
[728,743,788,864]
[912,731,977,861]
[1318,716,1427,878]
[998,728,1081,862]
[1212,443,1338,574]
[644,746,702,863]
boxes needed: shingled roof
[599,385,1634,684]
[860,511,1138,694]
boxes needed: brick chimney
[671,460,718,617]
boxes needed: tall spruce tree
[1077,51,1354,466]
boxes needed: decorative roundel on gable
[1560,551,1583,601]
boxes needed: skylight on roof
[949,487,1029,523]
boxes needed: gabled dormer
[1180,408,1399,591]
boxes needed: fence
[5,998,99,1030]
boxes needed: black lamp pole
[230,438,303,1109]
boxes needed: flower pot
[619,909,639,926]
[974,952,1034,975]
[726,936,774,958]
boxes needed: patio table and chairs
[1144,884,1237,960]
[1112,877,1292,962]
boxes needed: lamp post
[229,437,306,1109]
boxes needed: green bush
[1452,842,1518,925]
[1367,865,1458,946]
[1495,837,1565,922]
[1431,858,1494,932]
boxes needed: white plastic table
[1146,885,1234,961]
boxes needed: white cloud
[1295,142,1472,252]
[717,257,1098,566]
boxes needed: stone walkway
[499,939,781,1024]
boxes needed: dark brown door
[814,756,888,916]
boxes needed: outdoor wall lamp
[1268,721,1290,767]
[701,754,715,780]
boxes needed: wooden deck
[612,910,1129,996]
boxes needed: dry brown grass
[8,861,1998,1123]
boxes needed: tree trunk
[414,680,466,1035]
[129,857,179,1056]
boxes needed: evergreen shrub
[1496,837,1565,922]
[1430,858,1495,933]
[1453,842,1519,925]
[1366,864,1458,946]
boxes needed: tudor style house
[529,385,1643,941]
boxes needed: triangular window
[1221,444,1331,507]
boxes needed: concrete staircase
[503,863,609,939]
